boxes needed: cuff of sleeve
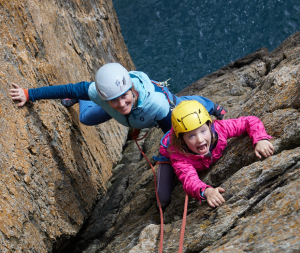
[200,190,206,199]
[199,185,212,200]
[23,89,29,101]
[253,136,273,147]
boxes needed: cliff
[0,1,299,253]
[75,32,300,253]
[0,0,134,252]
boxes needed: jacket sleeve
[156,110,172,133]
[219,116,273,146]
[28,81,91,102]
[170,157,211,202]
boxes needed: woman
[10,63,226,133]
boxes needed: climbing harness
[132,128,189,253]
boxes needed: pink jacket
[159,116,273,202]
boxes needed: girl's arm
[10,81,91,107]
[220,116,272,143]
[172,158,226,207]
[219,116,274,158]
[171,158,211,201]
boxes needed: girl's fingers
[216,195,225,205]
[255,150,261,158]
[218,187,225,193]
[208,200,215,208]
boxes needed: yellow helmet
[171,100,212,137]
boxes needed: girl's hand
[204,187,225,208]
[255,140,274,158]
[10,83,27,107]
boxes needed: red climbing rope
[132,129,164,253]
[132,128,189,253]
[178,193,189,253]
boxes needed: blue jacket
[28,71,215,132]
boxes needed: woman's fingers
[17,100,26,107]
[11,83,20,89]
[11,91,22,100]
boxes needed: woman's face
[182,123,211,155]
[107,90,134,115]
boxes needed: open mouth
[197,144,208,154]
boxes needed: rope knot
[131,128,141,140]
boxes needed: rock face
[74,32,300,253]
[0,1,134,252]
[1,1,300,253]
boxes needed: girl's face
[182,123,211,155]
[107,90,134,115]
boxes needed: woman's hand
[10,83,27,107]
[204,187,225,208]
[255,140,274,158]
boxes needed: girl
[158,100,274,208]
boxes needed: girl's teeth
[198,145,206,151]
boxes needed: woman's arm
[10,81,91,106]
[156,110,172,133]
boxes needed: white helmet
[95,63,132,101]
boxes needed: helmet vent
[120,76,127,91]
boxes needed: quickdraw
[151,80,176,109]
